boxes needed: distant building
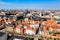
[0,12,5,15]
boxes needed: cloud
[0,1,7,4]
[0,1,12,5]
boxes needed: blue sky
[0,0,60,9]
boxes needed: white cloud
[0,1,7,4]
[0,1,12,5]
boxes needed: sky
[0,0,60,9]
